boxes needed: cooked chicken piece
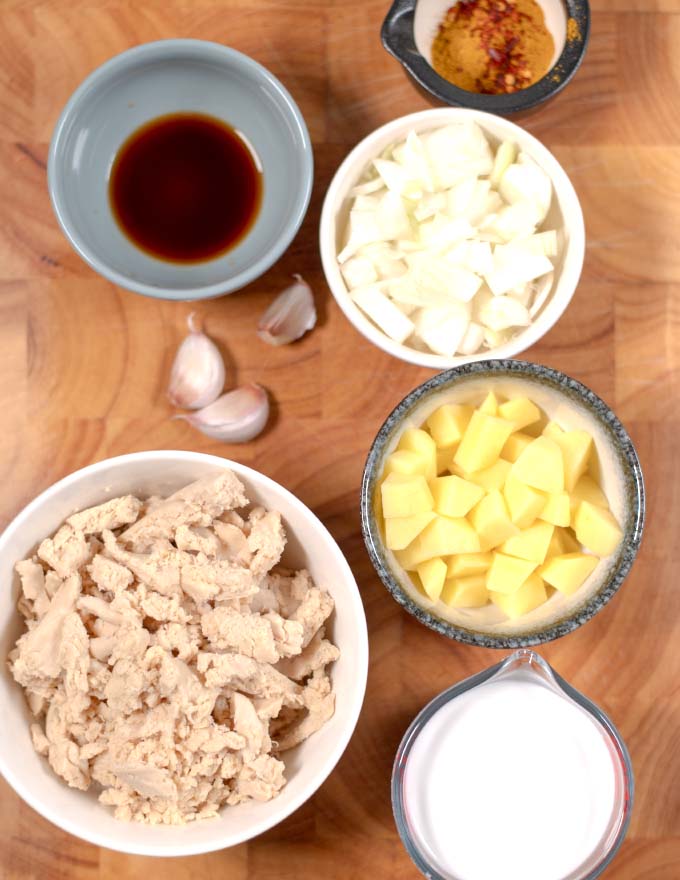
[88,555,133,595]
[16,559,45,602]
[276,628,340,681]
[231,692,269,758]
[290,587,335,648]
[174,525,221,557]
[78,595,124,625]
[247,510,286,577]
[213,521,252,565]
[102,531,181,596]
[234,754,285,801]
[180,557,258,603]
[111,764,178,800]
[274,690,335,752]
[197,652,300,700]
[120,471,247,550]
[67,495,142,535]
[38,526,92,578]
[200,606,297,664]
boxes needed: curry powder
[432,0,555,95]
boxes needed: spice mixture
[432,0,555,95]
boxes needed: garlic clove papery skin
[168,313,226,409]
[177,383,269,442]
[257,274,317,346]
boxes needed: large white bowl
[0,451,368,856]
[319,108,585,369]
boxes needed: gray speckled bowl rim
[360,359,645,649]
[392,650,634,880]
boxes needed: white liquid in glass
[403,672,618,880]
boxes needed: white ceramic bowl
[319,108,585,369]
[0,451,368,856]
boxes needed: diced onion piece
[401,131,436,194]
[338,208,382,262]
[376,191,413,241]
[350,176,385,197]
[413,303,470,357]
[490,141,517,188]
[495,230,558,260]
[478,295,531,332]
[458,321,485,355]
[500,155,552,224]
[508,284,533,307]
[414,191,447,221]
[341,256,378,290]
[419,214,475,252]
[373,158,421,199]
[485,252,553,297]
[424,122,493,188]
[351,285,415,343]
[529,272,555,317]
[484,327,511,348]
[482,202,542,242]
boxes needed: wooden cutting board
[1,0,678,877]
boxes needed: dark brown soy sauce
[109,113,262,263]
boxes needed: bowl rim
[381,0,591,114]
[0,450,369,856]
[360,359,645,649]
[319,107,585,370]
[47,39,314,301]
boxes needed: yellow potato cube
[441,575,489,608]
[455,459,512,492]
[574,502,623,556]
[501,431,534,463]
[542,420,564,441]
[571,475,609,509]
[479,391,500,416]
[557,526,583,554]
[500,521,554,564]
[445,552,493,578]
[385,511,436,550]
[401,515,481,568]
[398,428,437,480]
[490,573,547,619]
[503,474,547,529]
[426,404,472,449]
[546,529,566,559]
[510,436,564,493]
[436,448,453,475]
[381,473,434,518]
[394,546,418,571]
[429,475,484,518]
[539,491,571,527]
[469,490,519,550]
[498,397,541,431]
[554,430,593,492]
[383,449,428,477]
[539,553,599,596]
[454,411,515,474]
[486,553,538,594]
[416,557,447,601]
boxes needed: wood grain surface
[1,0,679,877]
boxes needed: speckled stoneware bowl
[361,360,645,648]
[381,0,590,115]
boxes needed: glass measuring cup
[392,650,633,880]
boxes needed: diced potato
[384,449,428,477]
[454,411,515,473]
[436,448,453,475]
[417,557,447,601]
[546,529,566,559]
[574,502,623,556]
[446,552,493,578]
[542,420,564,441]
[498,397,541,431]
[539,491,571,527]
[426,404,473,449]
[511,435,564,493]
[571,475,609,509]
[381,473,434,518]
[486,553,538,594]
[554,430,593,492]
[503,473,546,529]
[441,575,489,608]
[490,572,547,618]
[455,459,512,492]
[556,526,583,554]
[539,552,598,596]
[401,515,481,568]
[385,511,436,550]
[429,475,484,517]
[394,546,418,571]
[479,392,499,416]
[501,431,534,463]
[499,521,554,564]
[398,428,437,480]
[469,490,519,550]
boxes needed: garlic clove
[176,383,269,443]
[168,313,226,409]
[257,274,317,346]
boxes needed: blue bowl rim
[47,39,314,301]
[360,359,646,649]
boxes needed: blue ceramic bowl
[361,360,645,648]
[48,40,313,300]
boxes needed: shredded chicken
[9,471,338,825]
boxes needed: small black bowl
[381,0,590,115]
[360,360,645,649]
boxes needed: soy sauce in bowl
[109,112,262,263]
